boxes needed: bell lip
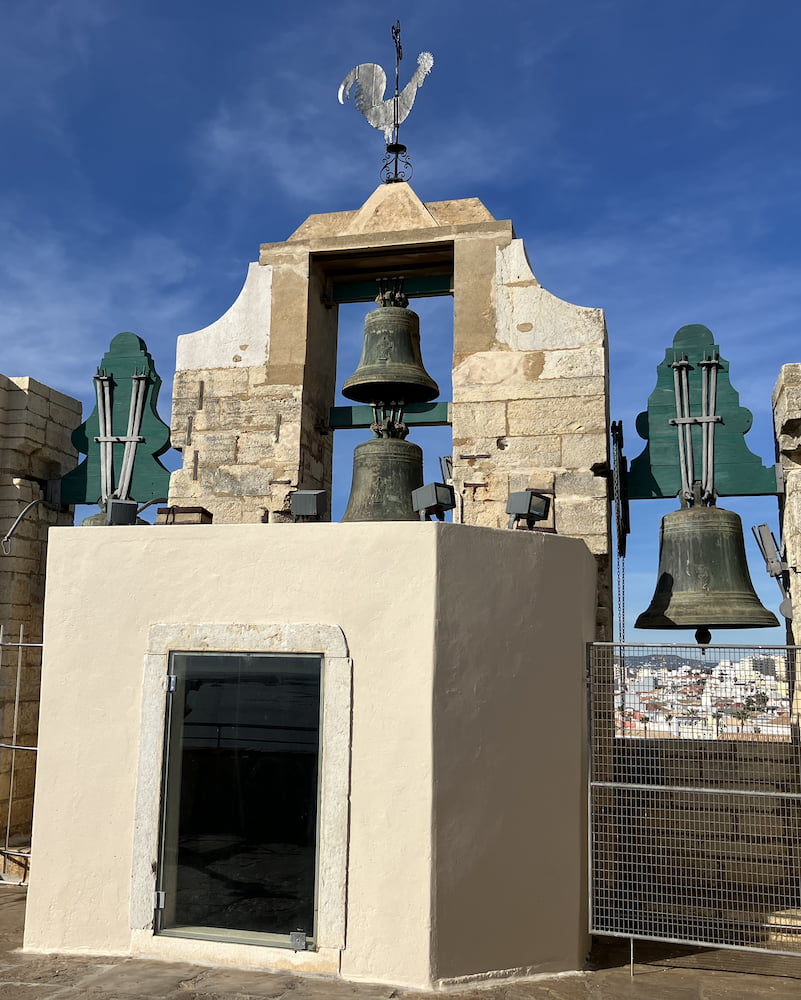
[341,377,439,405]
[635,612,780,629]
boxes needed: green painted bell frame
[60,332,172,506]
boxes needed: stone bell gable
[168,183,610,631]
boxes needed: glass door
[156,651,322,947]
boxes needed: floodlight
[291,490,327,521]
[411,483,456,521]
[106,499,139,525]
[506,491,551,530]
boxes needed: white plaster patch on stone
[175,263,272,372]
[540,347,605,380]
[453,352,528,391]
[132,621,350,953]
[495,238,540,288]
[495,242,606,352]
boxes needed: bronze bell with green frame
[341,278,439,522]
[635,484,778,645]
[618,325,781,644]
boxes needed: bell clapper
[695,627,712,647]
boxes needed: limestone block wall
[452,237,610,637]
[773,364,801,643]
[0,375,80,843]
[169,259,336,523]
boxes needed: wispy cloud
[0,2,114,142]
[530,163,801,451]
[0,204,199,407]
[695,82,780,129]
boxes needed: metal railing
[589,642,801,956]
[0,624,42,885]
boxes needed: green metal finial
[627,324,779,500]
[60,332,172,506]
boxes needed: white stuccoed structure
[24,523,596,988]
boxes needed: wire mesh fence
[589,642,801,955]
[0,624,42,885]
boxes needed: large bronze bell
[636,505,779,638]
[342,304,438,405]
[342,438,423,521]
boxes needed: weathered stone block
[3,433,43,456]
[194,433,239,465]
[453,435,560,472]
[17,390,49,420]
[507,396,606,437]
[451,401,507,441]
[212,464,279,497]
[166,467,200,497]
[555,468,609,497]
[460,498,506,530]
[541,347,605,381]
[579,534,609,555]
[452,348,605,404]
[48,400,81,430]
[202,498,245,524]
[561,432,608,470]
[554,496,609,537]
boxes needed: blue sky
[2,0,799,644]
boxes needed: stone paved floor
[2,888,801,999]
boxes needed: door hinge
[154,891,166,910]
[165,675,177,693]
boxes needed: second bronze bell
[342,438,424,522]
[635,504,779,635]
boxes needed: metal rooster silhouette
[338,49,434,144]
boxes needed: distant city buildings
[615,652,791,739]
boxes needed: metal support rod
[117,373,148,501]
[592,779,801,799]
[671,357,693,501]
[95,373,115,502]
[700,354,721,501]
[680,359,694,492]
[708,356,719,496]
[701,355,709,495]
[5,624,23,852]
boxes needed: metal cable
[1,499,43,555]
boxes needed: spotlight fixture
[290,490,327,522]
[106,499,139,525]
[506,490,551,530]
[411,483,456,521]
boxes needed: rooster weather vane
[338,20,433,183]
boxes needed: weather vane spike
[338,20,433,184]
